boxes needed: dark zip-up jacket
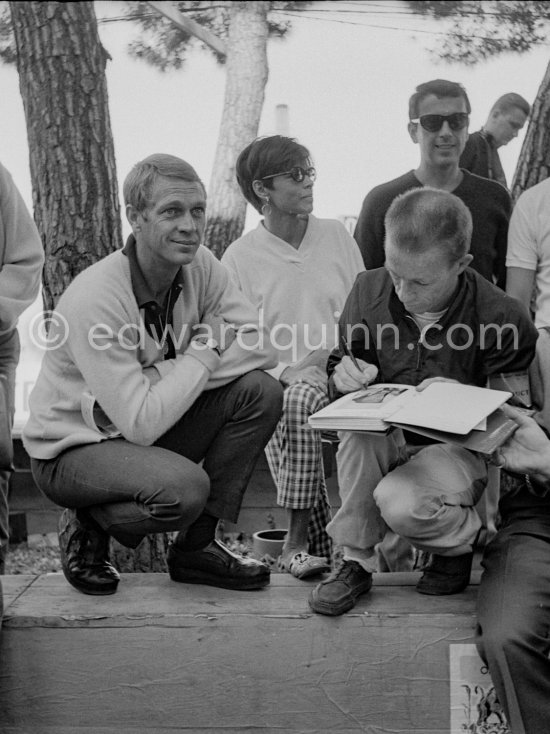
[328,267,537,397]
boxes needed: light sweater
[23,245,277,459]
[222,215,364,379]
[506,177,550,329]
[0,161,44,331]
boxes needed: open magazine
[308,382,516,454]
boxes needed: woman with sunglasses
[222,135,364,579]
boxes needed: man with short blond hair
[309,187,536,617]
[23,153,283,596]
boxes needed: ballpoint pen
[339,334,361,370]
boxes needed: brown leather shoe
[167,538,270,590]
[58,509,120,595]
[416,552,473,595]
[309,560,373,615]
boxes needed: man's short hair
[408,79,471,119]
[490,92,530,117]
[236,135,311,213]
[384,188,473,263]
[123,154,205,213]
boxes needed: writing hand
[333,356,378,394]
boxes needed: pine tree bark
[9,1,122,312]
[10,2,170,572]
[204,1,269,258]
[511,57,550,202]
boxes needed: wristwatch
[195,336,222,356]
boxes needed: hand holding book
[492,403,550,481]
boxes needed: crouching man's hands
[333,356,378,394]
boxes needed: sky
[5,0,550,422]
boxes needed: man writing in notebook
[309,187,537,616]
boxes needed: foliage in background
[125,0,309,70]
[124,0,311,257]
[406,0,550,197]
[407,1,550,64]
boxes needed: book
[308,382,515,454]
[391,407,519,455]
[308,383,417,432]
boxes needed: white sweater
[23,246,277,459]
[222,215,364,379]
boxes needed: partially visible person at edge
[222,135,364,580]
[506,176,550,432]
[477,404,550,734]
[0,161,44,574]
[354,79,511,290]
[460,92,530,189]
[308,187,537,617]
[22,153,283,596]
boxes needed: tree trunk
[204,1,269,258]
[110,535,171,573]
[9,0,122,312]
[511,56,550,202]
[10,2,170,572]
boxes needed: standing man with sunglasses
[354,79,511,290]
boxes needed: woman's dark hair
[235,135,311,213]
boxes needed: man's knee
[150,461,210,522]
[374,472,418,535]
[476,618,530,665]
[236,370,284,421]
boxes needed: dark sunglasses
[410,112,469,132]
[262,166,316,183]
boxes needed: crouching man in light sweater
[23,154,283,595]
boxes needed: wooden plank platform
[0,571,484,734]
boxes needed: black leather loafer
[167,538,270,590]
[416,551,473,595]
[58,508,120,595]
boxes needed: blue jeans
[476,486,550,734]
[31,371,283,548]
[0,329,19,573]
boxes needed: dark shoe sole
[416,579,470,596]
[61,560,119,595]
[62,569,119,596]
[169,566,270,590]
[308,578,372,616]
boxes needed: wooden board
[0,573,480,733]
